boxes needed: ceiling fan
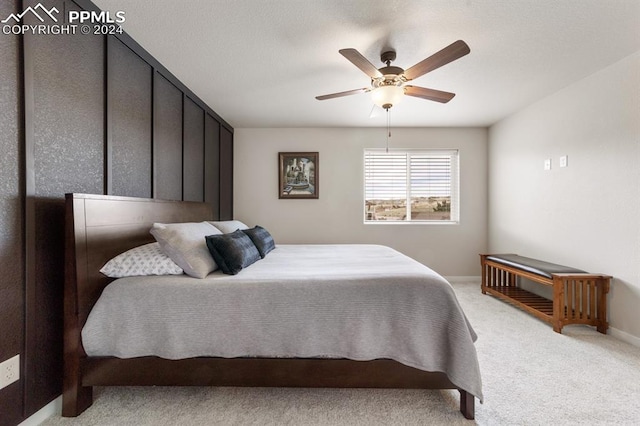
[316,40,470,109]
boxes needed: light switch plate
[544,159,551,170]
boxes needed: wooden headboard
[64,194,213,341]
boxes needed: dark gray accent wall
[220,126,234,220]
[108,37,152,198]
[0,0,24,424]
[205,114,221,218]
[153,74,183,200]
[0,0,234,424]
[183,97,205,202]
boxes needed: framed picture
[278,152,319,199]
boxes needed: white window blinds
[364,152,407,201]
[364,150,459,223]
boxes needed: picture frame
[278,152,319,199]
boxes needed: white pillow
[208,220,249,234]
[100,242,183,278]
[150,222,222,278]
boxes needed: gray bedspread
[82,244,482,400]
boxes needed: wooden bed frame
[63,193,476,419]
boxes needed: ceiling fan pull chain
[386,107,391,153]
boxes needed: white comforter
[82,244,482,400]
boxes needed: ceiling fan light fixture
[371,85,404,109]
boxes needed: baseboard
[445,276,481,284]
[609,326,640,348]
[19,395,61,426]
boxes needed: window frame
[363,148,460,225]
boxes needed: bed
[63,193,482,419]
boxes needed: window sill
[363,221,459,225]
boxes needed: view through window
[364,149,459,223]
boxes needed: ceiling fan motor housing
[378,66,405,77]
[375,50,406,87]
[380,50,396,64]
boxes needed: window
[364,149,459,223]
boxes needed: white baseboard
[609,326,640,348]
[19,395,61,426]
[445,276,481,284]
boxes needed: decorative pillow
[150,222,222,278]
[208,220,249,234]
[205,230,261,275]
[242,225,276,258]
[100,242,183,278]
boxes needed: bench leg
[552,278,564,334]
[481,269,490,294]
[480,255,488,294]
[596,280,610,334]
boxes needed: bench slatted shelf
[480,254,611,334]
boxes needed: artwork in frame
[278,152,319,199]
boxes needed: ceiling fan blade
[404,86,456,103]
[315,87,370,100]
[403,40,470,81]
[339,48,383,79]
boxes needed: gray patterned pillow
[100,242,183,278]
[205,230,261,275]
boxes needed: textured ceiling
[93,0,640,128]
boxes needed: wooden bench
[480,254,611,334]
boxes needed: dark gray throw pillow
[205,230,261,275]
[242,225,276,258]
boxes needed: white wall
[234,127,488,276]
[488,51,640,340]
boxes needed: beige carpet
[42,282,640,425]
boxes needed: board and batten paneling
[183,97,205,202]
[107,37,152,198]
[220,126,234,220]
[204,114,221,219]
[153,73,183,201]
